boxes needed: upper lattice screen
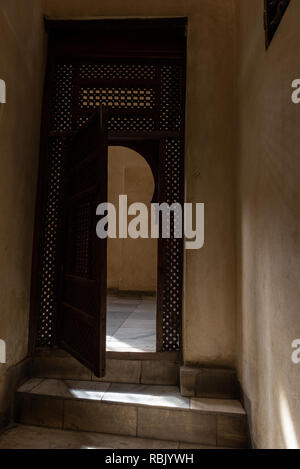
[50,61,184,133]
[79,63,157,80]
[80,88,156,109]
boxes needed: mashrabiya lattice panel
[160,64,184,132]
[79,63,157,80]
[38,60,184,350]
[37,137,63,346]
[51,64,73,132]
[80,88,155,110]
[161,138,183,351]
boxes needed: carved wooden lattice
[37,60,185,351]
[73,199,92,278]
[38,137,63,345]
[160,139,184,351]
[264,0,291,47]
[80,88,156,110]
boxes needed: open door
[58,110,107,377]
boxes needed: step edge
[6,423,244,449]
[16,390,247,417]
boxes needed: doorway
[30,18,186,377]
[106,146,157,353]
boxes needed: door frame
[28,18,186,362]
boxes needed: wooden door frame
[28,17,186,362]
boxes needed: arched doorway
[106,146,157,352]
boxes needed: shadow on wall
[279,388,299,449]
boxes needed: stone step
[0,424,232,449]
[15,378,248,448]
[180,366,240,399]
[33,348,180,386]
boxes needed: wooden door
[58,110,107,377]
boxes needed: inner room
[106,145,157,353]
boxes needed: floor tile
[102,383,189,409]
[106,340,155,353]
[106,294,156,352]
[106,306,133,315]
[0,425,179,449]
[29,379,111,401]
[18,378,43,393]
[129,311,156,321]
[190,398,246,415]
[64,381,111,401]
[107,326,121,336]
[121,320,156,329]
[114,329,155,340]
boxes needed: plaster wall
[0,0,46,424]
[236,0,300,449]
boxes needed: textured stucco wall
[0,0,238,427]
[236,0,300,449]
[44,0,238,368]
[0,0,46,424]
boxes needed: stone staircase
[10,348,249,448]
[15,377,248,448]
[32,348,180,385]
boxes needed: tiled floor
[0,425,217,449]
[106,294,156,352]
[18,378,246,414]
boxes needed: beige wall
[0,0,238,426]
[44,0,238,368]
[107,146,157,292]
[1,0,299,449]
[236,0,300,449]
[0,0,46,423]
